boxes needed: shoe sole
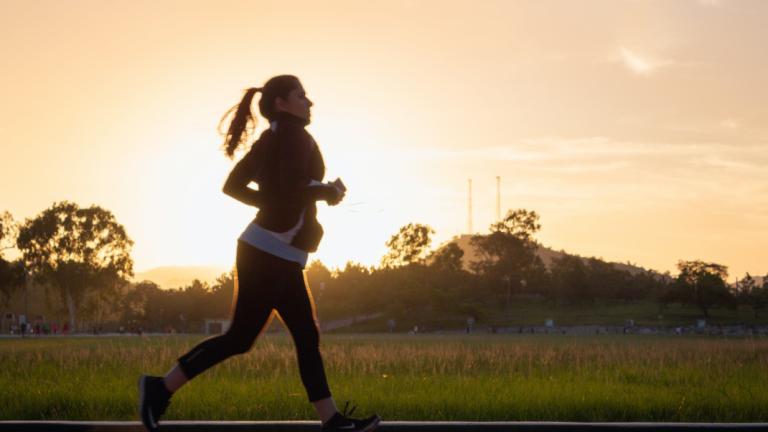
[322,415,381,432]
[138,375,158,432]
[361,416,381,432]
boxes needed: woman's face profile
[275,84,313,120]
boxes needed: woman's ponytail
[219,87,261,158]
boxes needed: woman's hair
[219,75,301,158]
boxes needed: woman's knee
[223,329,256,354]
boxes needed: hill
[133,265,230,289]
[446,234,658,276]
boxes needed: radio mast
[467,178,473,234]
[496,176,501,221]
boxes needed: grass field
[1,334,767,421]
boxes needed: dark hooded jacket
[227,111,337,252]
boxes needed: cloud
[618,47,671,75]
[402,137,768,180]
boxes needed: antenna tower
[496,175,501,221]
[468,178,473,234]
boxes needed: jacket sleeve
[278,127,337,204]
[222,147,264,207]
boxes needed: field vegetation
[1,334,767,421]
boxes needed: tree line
[2,202,767,333]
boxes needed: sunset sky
[1,0,766,279]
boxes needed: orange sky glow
[1,0,766,279]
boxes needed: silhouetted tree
[336,261,374,315]
[584,257,628,300]
[209,271,235,320]
[381,223,434,268]
[429,242,464,274]
[550,254,591,304]
[17,201,134,331]
[664,260,732,318]
[305,260,332,298]
[489,209,541,242]
[735,273,768,318]
[0,211,18,257]
[0,212,26,316]
[184,279,213,329]
[426,242,473,316]
[471,209,543,307]
[121,280,158,326]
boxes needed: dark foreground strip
[1,422,768,432]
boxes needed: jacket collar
[271,111,310,129]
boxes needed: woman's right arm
[222,152,263,207]
[279,128,341,205]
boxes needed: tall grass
[1,334,767,421]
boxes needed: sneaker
[321,401,381,432]
[138,375,172,432]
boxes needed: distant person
[138,75,380,432]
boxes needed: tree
[470,209,543,307]
[335,261,373,315]
[550,254,591,304]
[429,242,464,273]
[664,260,732,318]
[0,211,26,317]
[381,223,435,268]
[121,281,158,326]
[0,211,19,257]
[209,271,236,320]
[17,201,134,331]
[0,259,26,314]
[489,209,541,242]
[736,273,768,318]
[305,260,332,300]
[426,242,473,316]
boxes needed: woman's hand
[326,183,346,206]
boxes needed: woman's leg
[313,397,338,424]
[162,364,188,393]
[170,242,277,390]
[274,263,335,420]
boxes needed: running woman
[138,75,380,432]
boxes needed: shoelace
[341,400,357,418]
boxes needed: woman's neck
[273,111,310,127]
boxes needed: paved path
[2,421,768,432]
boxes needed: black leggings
[176,241,331,402]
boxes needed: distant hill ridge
[133,265,230,290]
[447,234,658,276]
[136,240,763,289]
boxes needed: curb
[1,421,768,432]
